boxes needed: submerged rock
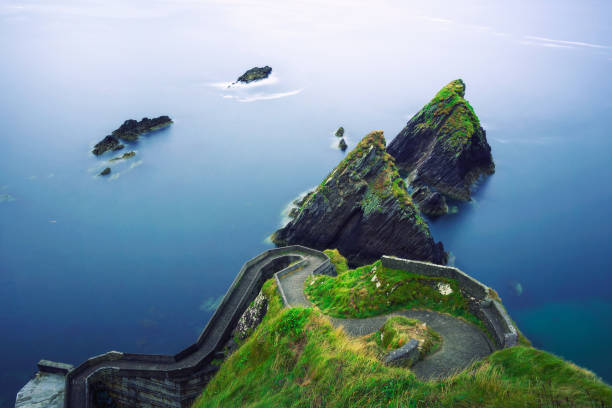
[338,138,348,151]
[272,131,447,266]
[109,151,136,162]
[100,167,111,176]
[412,186,448,218]
[387,79,494,201]
[335,127,345,137]
[236,66,272,83]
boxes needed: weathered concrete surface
[15,372,65,408]
[384,339,420,367]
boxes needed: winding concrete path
[278,262,495,379]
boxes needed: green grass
[193,279,612,408]
[323,249,349,274]
[363,316,442,361]
[414,79,484,152]
[304,258,483,330]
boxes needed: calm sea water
[1,0,611,404]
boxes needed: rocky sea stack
[272,131,447,266]
[237,66,272,83]
[388,79,494,208]
[92,116,172,156]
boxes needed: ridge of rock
[387,79,494,203]
[272,131,447,266]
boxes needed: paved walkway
[277,264,494,379]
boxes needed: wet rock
[92,135,121,156]
[111,116,173,142]
[236,66,272,83]
[412,186,448,218]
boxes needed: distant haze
[1,0,611,403]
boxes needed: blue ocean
[1,1,611,404]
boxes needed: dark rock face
[412,186,448,218]
[273,131,446,266]
[338,138,348,151]
[92,116,172,155]
[111,116,173,142]
[387,79,494,201]
[100,167,111,176]
[335,127,345,137]
[92,136,122,156]
[237,66,272,83]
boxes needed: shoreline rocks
[412,186,449,218]
[338,138,348,151]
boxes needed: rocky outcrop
[92,116,172,156]
[412,186,448,218]
[272,131,447,266]
[335,127,344,137]
[92,136,124,156]
[338,138,348,151]
[236,66,272,83]
[387,79,494,202]
[111,116,173,142]
[99,167,111,176]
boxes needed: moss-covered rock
[236,66,272,83]
[272,131,446,265]
[388,79,494,201]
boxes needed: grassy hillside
[193,279,612,408]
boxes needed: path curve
[278,261,494,379]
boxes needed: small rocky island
[272,131,447,266]
[92,116,172,156]
[387,79,494,217]
[236,66,272,84]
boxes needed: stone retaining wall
[61,246,329,408]
[381,256,517,349]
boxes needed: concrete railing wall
[64,246,330,408]
[381,256,518,349]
